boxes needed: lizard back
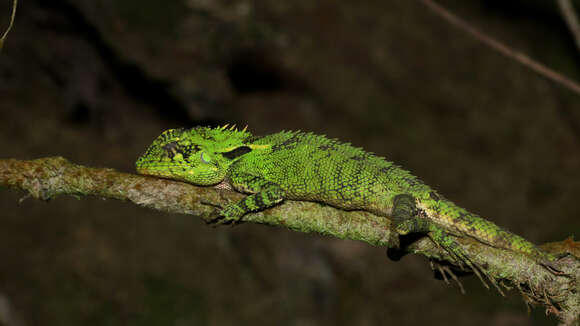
[233,131,542,256]
[230,130,431,215]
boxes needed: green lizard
[136,125,558,276]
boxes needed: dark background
[1,0,579,325]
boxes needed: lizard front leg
[219,173,285,223]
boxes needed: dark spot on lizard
[162,141,179,152]
[271,136,299,152]
[416,208,428,219]
[403,177,419,186]
[162,142,200,160]
[379,165,397,174]
[429,191,440,201]
[162,142,179,159]
[350,155,365,161]
[457,211,471,223]
[161,128,185,142]
[196,128,215,141]
[318,144,335,151]
[222,146,252,159]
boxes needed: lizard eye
[200,152,211,164]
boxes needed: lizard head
[136,126,252,185]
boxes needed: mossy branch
[0,157,578,325]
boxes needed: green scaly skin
[136,126,557,272]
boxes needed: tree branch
[419,0,580,97]
[558,0,580,55]
[0,157,578,324]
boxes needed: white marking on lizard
[214,180,233,190]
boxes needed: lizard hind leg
[391,194,504,294]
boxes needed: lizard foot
[429,228,506,296]
[393,217,506,295]
[217,204,246,224]
[199,199,225,225]
[200,199,243,225]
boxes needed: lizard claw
[200,199,223,209]
[431,260,466,294]
[200,194,247,226]
[199,199,232,225]
[428,229,507,295]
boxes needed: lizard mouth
[135,166,174,177]
[135,168,186,183]
[136,167,163,178]
[135,167,152,175]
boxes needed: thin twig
[0,0,18,51]
[419,0,580,96]
[557,0,580,54]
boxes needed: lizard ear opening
[200,152,212,164]
[222,146,252,159]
